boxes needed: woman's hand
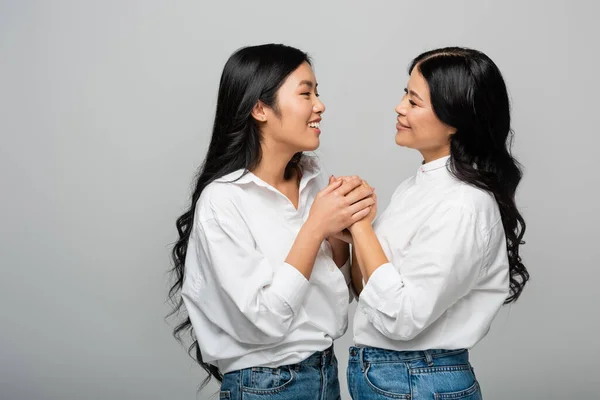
[307,176,375,240]
[331,176,378,235]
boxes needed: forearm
[350,220,389,282]
[328,236,350,267]
[351,245,364,295]
[286,220,325,279]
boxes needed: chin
[395,133,411,147]
[302,138,320,152]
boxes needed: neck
[420,146,450,164]
[252,139,298,187]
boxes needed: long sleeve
[182,204,310,346]
[358,205,486,341]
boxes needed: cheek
[406,111,421,134]
[424,114,450,142]
[410,110,442,140]
[285,102,311,126]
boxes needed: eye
[409,99,417,107]
[301,92,311,97]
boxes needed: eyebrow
[405,87,423,101]
[298,80,318,88]
[410,90,423,101]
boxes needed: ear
[251,100,268,123]
[447,125,457,136]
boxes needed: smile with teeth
[308,121,320,129]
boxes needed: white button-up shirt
[354,155,509,351]
[181,156,351,374]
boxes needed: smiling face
[257,62,326,153]
[394,65,456,163]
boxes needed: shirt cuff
[359,262,404,310]
[270,262,310,314]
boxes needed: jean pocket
[435,381,481,400]
[363,363,411,399]
[241,365,295,395]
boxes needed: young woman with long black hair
[167,44,374,400]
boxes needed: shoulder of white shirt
[432,173,504,233]
[393,157,503,226]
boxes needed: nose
[313,96,326,114]
[395,94,408,116]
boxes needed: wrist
[348,219,372,235]
[303,218,326,243]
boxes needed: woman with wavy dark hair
[167,44,374,400]
[345,47,529,399]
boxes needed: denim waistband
[349,346,467,364]
[297,345,335,367]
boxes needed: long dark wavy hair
[409,47,529,303]
[167,44,310,386]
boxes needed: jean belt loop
[359,347,366,372]
[424,350,434,367]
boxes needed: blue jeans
[347,346,482,399]
[220,346,341,400]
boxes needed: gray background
[1,1,598,399]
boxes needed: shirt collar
[415,155,451,183]
[215,155,322,190]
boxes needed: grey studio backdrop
[1,1,597,399]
